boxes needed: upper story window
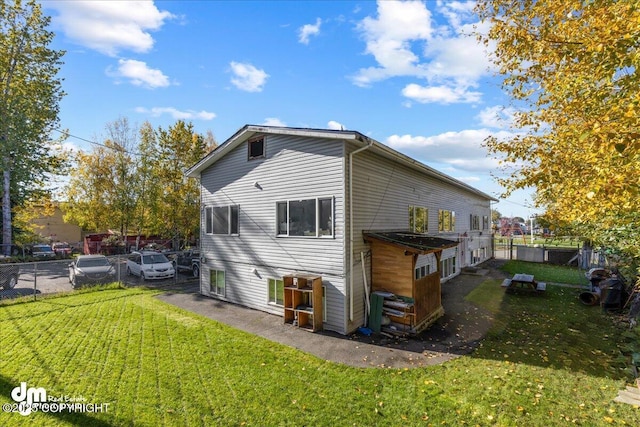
[438,209,455,232]
[248,137,265,160]
[482,215,489,230]
[205,205,239,235]
[409,205,428,233]
[470,214,480,231]
[277,197,333,237]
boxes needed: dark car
[0,263,20,290]
[174,249,200,277]
[69,255,117,288]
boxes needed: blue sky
[42,0,537,219]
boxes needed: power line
[52,127,141,156]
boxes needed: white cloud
[455,176,481,183]
[402,83,481,104]
[327,120,346,130]
[385,128,514,174]
[108,59,170,88]
[47,1,174,56]
[135,107,216,120]
[353,0,492,105]
[299,18,322,44]
[262,118,287,127]
[476,106,517,129]
[353,1,433,86]
[229,62,269,92]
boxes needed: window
[277,197,333,237]
[438,210,455,232]
[415,264,431,280]
[248,137,265,160]
[470,214,480,231]
[268,278,284,306]
[210,269,225,296]
[409,206,428,233]
[440,257,456,279]
[205,207,213,234]
[482,215,489,230]
[205,205,239,235]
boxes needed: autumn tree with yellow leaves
[476,1,640,264]
[65,118,215,249]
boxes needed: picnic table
[501,273,546,293]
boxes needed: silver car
[69,255,117,288]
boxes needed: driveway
[157,261,504,369]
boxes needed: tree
[153,120,207,248]
[65,119,210,249]
[491,209,502,223]
[64,118,138,236]
[476,1,640,263]
[0,0,66,253]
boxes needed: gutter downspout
[348,139,373,322]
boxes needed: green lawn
[500,260,589,286]
[1,284,638,426]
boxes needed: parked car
[126,251,175,280]
[0,263,20,290]
[52,242,72,257]
[28,244,56,258]
[69,255,116,289]
[174,249,200,277]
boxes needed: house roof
[185,125,498,202]
[363,231,459,255]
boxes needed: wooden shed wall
[369,240,414,297]
[415,273,441,321]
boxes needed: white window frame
[438,209,456,232]
[204,205,239,235]
[276,197,334,238]
[409,205,428,233]
[470,214,480,231]
[268,277,284,306]
[415,264,431,280]
[210,269,225,296]
[440,256,457,279]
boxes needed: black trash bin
[601,278,627,312]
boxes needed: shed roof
[185,125,497,202]
[363,231,458,255]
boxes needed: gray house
[186,125,496,335]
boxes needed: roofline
[185,125,365,177]
[185,125,498,202]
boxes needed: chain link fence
[0,252,199,303]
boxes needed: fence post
[509,237,513,260]
[33,263,37,301]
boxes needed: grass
[500,260,589,286]
[1,284,639,426]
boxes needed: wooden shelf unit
[283,273,323,332]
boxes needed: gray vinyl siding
[199,134,347,333]
[347,145,492,330]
